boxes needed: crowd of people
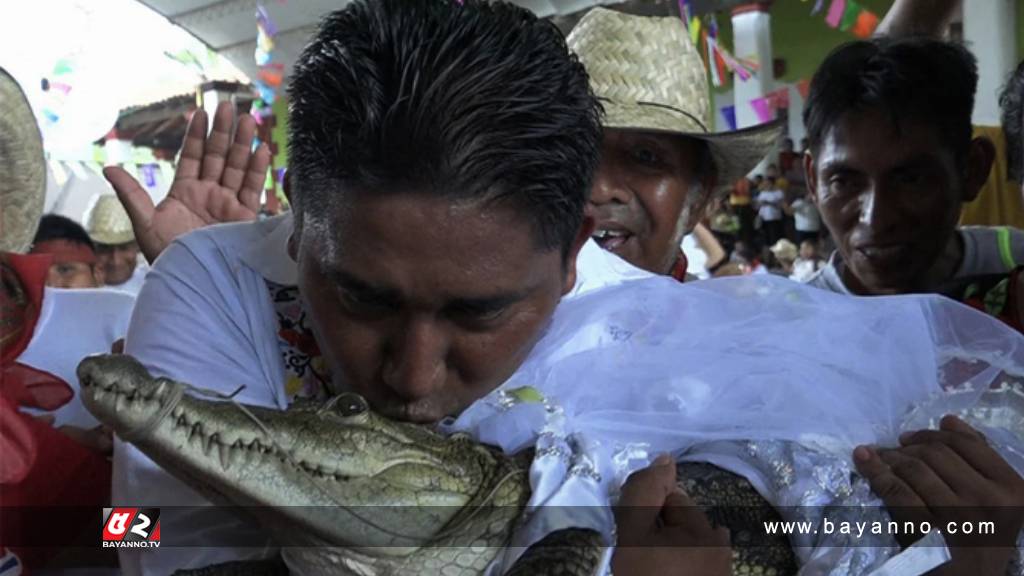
[2,0,1024,574]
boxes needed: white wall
[963,0,1018,125]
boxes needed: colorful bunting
[750,97,774,123]
[689,16,702,46]
[797,79,811,99]
[253,3,280,121]
[720,106,737,131]
[852,8,880,38]
[825,0,845,28]
[678,0,692,28]
[811,0,825,14]
[767,88,790,110]
[839,0,862,31]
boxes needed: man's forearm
[875,0,960,38]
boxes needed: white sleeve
[114,237,283,575]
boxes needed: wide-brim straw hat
[86,194,136,246]
[568,8,783,190]
[0,67,46,254]
[771,238,798,262]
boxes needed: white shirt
[755,189,785,222]
[18,287,135,427]
[106,263,148,296]
[806,226,1024,294]
[790,198,821,232]
[790,258,824,283]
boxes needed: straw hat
[86,194,135,246]
[0,67,46,254]
[770,238,798,262]
[567,8,783,189]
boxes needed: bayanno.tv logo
[101,508,161,548]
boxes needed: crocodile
[79,354,796,576]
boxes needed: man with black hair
[803,37,1024,575]
[29,213,103,288]
[803,37,1023,300]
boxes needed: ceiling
[138,0,639,84]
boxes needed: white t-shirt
[17,287,135,427]
[790,199,821,232]
[805,226,1024,294]
[756,189,785,222]
[106,262,148,296]
[790,258,824,283]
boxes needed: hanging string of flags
[252,3,283,125]
[823,0,880,37]
[679,0,874,129]
[678,2,756,88]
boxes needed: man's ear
[963,137,996,203]
[287,231,298,262]
[562,215,595,296]
[282,168,293,206]
[691,176,720,229]
[803,151,819,205]
[92,264,105,286]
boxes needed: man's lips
[854,243,913,263]
[592,223,635,253]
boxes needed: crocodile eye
[336,393,367,417]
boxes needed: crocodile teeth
[205,433,219,456]
[218,442,232,471]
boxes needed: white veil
[442,272,1024,576]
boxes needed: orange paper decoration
[851,9,879,38]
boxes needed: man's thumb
[103,166,154,228]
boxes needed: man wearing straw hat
[567,8,781,279]
[86,194,148,295]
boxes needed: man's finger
[900,426,1014,483]
[239,144,271,213]
[176,109,208,181]
[615,455,677,543]
[221,113,258,191]
[200,102,236,182]
[854,446,927,509]
[878,449,958,506]
[892,443,986,498]
[661,487,716,533]
[104,166,155,233]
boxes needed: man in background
[803,38,1022,299]
[86,194,147,294]
[29,214,103,288]
[570,9,779,279]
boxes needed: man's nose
[858,184,902,234]
[589,162,633,207]
[381,316,448,401]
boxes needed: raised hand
[612,454,732,576]
[855,415,1024,576]
[103,101,271,263]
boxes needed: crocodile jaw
[77,355,503,550]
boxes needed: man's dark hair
[287,0,602,254]
[804,37,978,165]
[1001,60,1024,182]
[32,214,95,251]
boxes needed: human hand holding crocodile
[854,415,1024,576]
[612,454,732,576]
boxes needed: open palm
[103,101,271,263]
